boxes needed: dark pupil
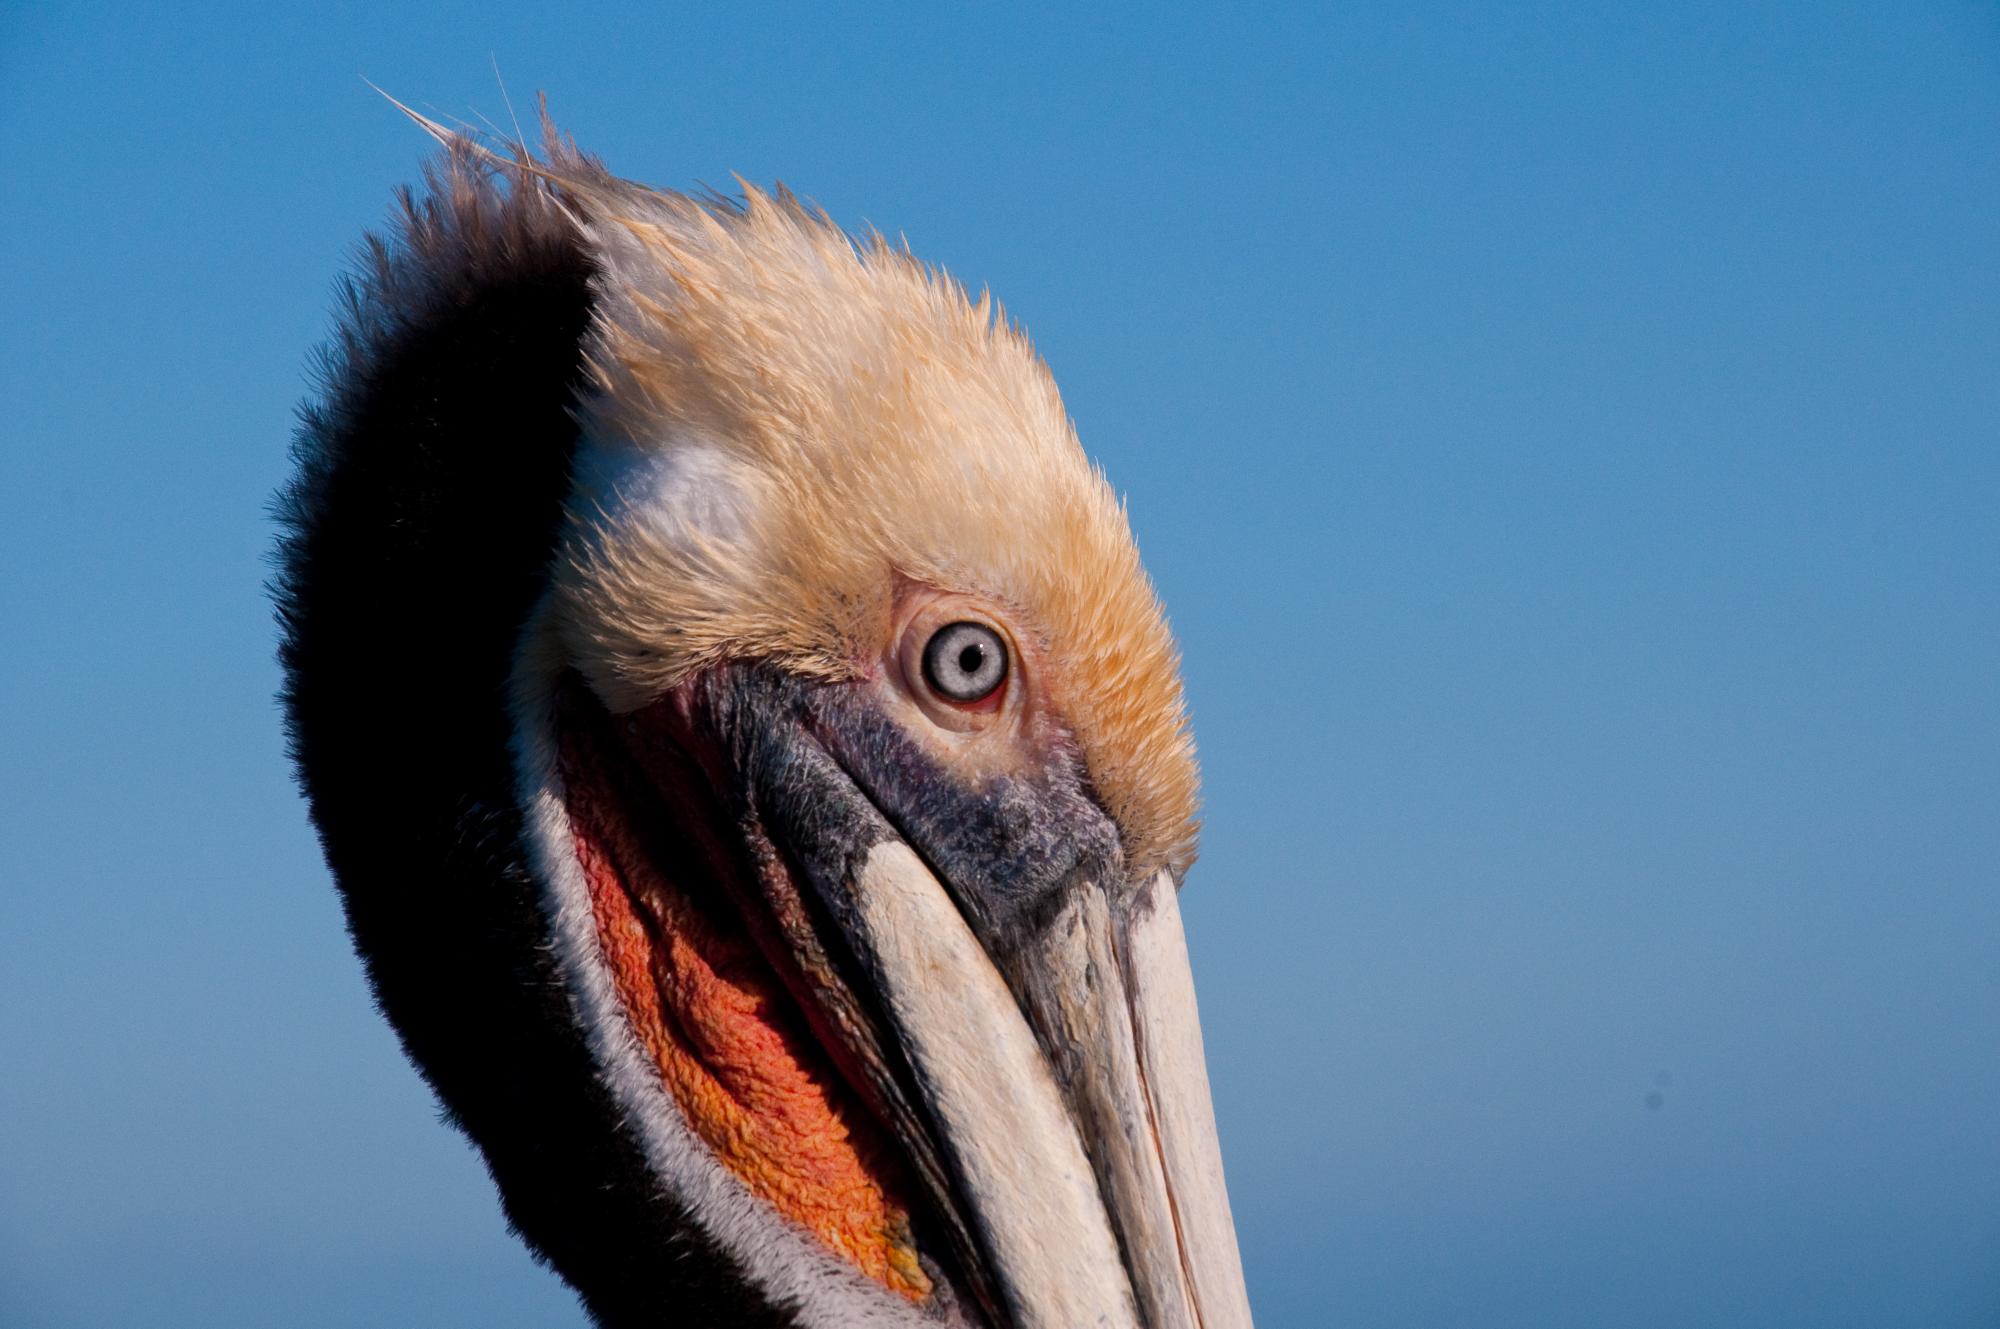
[956,642,986,675]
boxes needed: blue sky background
[3,3,1996,1325]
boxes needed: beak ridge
[1119,872,1255,1329]
[1007,871,1253,1329]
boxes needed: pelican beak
[846,846,1255,1329]
[557,663,1252,1329]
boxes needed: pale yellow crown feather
[539,161,1198,878]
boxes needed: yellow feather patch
[541,159,1198,878]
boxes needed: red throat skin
[555,688,933,1302]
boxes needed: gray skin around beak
[633,665,1254,1329]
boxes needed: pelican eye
[921,621,1009,704]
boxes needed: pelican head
[277,130,1251,1329]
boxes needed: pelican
[275,124,1253,1329]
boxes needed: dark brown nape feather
[271,143,792,1328]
